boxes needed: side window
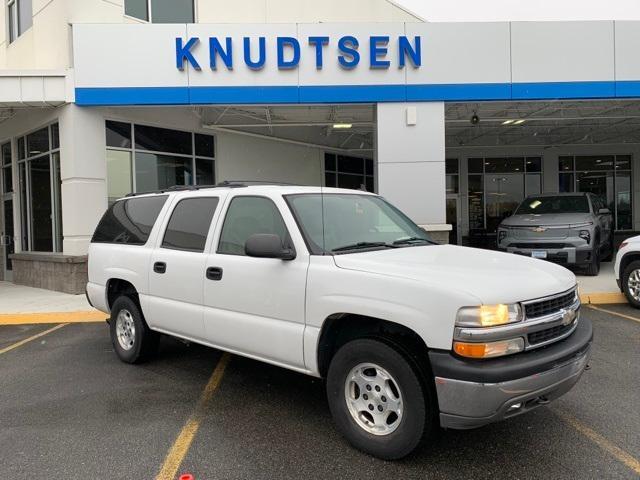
[92,195,168,245]
[162,197,219,252]
[218,196,289,256]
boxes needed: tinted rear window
[162,197,219,252]
[92,196,168,245]
[516,196,590,215]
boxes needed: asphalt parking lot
[1,305,639,480]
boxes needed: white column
[376,102,448,234]
[58,105,107,255]
[542,150,559,193]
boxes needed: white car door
[202,193,309,369]
[146,193,225,341]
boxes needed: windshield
[285,193,432,254]
[516,195,590,215]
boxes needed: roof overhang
[0,70,68,107]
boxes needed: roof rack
[123,180,302,197]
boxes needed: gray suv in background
[497,193,613,275]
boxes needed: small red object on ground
[179,475,194,480]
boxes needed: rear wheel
[326,338,434,460]
[110,296,159,363]
[622,260,640,308]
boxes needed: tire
[109,296,159,364]
[584,242,601,276]
[602,231,614,262]
[326,338,434,460]
[622,260,640,308]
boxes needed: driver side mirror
[245,234,296,260]
[598,208,611,215]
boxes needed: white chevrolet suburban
[87,183,592,459]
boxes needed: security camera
[470,113,480,125]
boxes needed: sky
[394,0,640,22]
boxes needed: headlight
[578,230,590,244]
[498,230,507,242]
[456,304,523,327]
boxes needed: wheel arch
[620,252,640,283]
[316,313,433,382]
[106,278,140,310]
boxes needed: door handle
[153,262,167,274]
[206,266,223,281]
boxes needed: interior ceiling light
[501,120,515,125]
[513,119,526,125]
[332,123,352,129]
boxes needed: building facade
[1,0,640,292]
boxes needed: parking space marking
[586,305,640,324]
[0,323,68,355]
[0,311,107,325]
[155,352,231,480]
[556,410,640,475]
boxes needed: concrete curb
[0,311,107,325]
[579,292,627,305]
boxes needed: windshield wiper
[392,237,436,246]
[331,241,398,253]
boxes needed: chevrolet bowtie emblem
[532,226,547,232]
[560,308,576,326]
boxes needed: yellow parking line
[556,410,640,475]
[155,352,231,480]
[0,311,107,325]
[586,304,640,324]
[0,323,68,355]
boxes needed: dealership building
[1,0,640,292]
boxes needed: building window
[324,153,374,192]
[7,0,32,43]
[446,158,459,194]
[105,121,215,204]
[467,156,542,235]
[559,155,632,230]
[124,0,194,23]
[17,123,62,252]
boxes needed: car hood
[332,245,576,305]
[501,213,592,227]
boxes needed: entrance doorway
[2,197,13,281]
[1,141,13,280]
[446,194,461,245]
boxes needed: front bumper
[429,317,592,429]
[501,244,592,265]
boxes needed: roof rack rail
[216,180,301,187]
[123,180,302,198]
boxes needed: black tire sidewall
[110,296,148,364]
[622,261,640,308]
[326,338,429,460]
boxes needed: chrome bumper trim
[436,346,590,430]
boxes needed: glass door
[1,142,13,281]
[446,194,461,245]
[2,198,14,281]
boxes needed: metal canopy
[197,105,375,153]
[446,100,640,148]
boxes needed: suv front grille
[527,321,576,345]
[524,290,577,319]
[512,243,566,249]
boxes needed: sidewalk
[575,261,626,304]
[0,281,106,324]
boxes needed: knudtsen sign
[175,35,422,71]
[72,22,640,105]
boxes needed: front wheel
[326,338,434,460]
[622,260,640,308]
[584,244,601,276]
